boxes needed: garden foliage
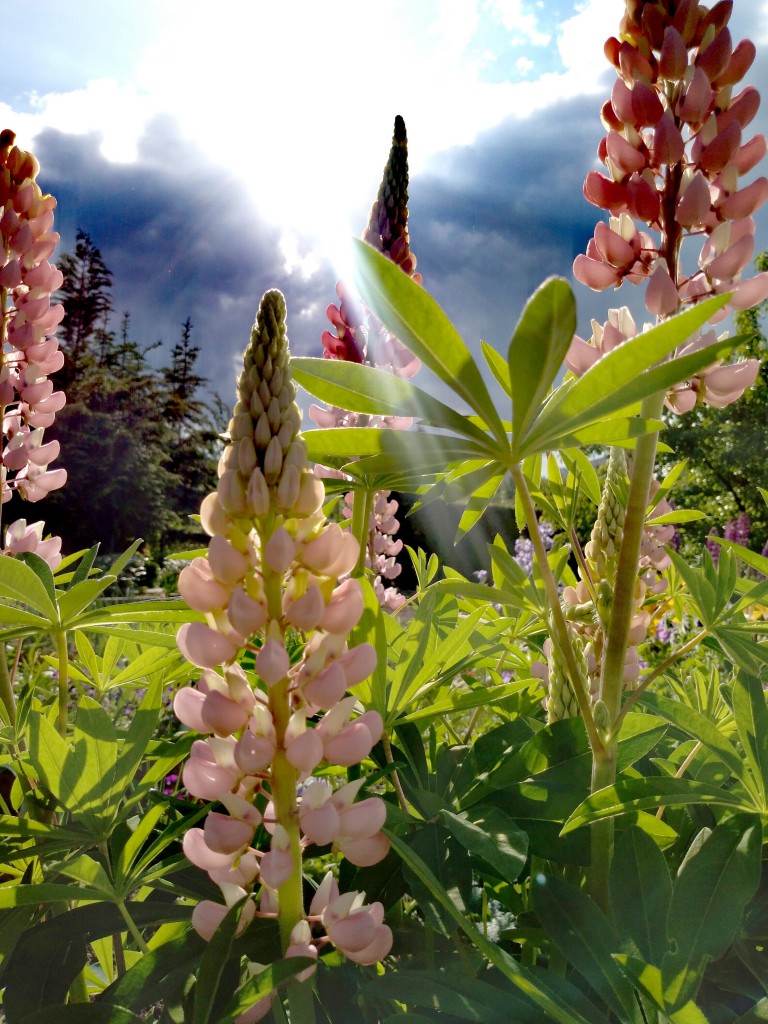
[1,2,768,1022]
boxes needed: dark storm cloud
[34,120,338,405]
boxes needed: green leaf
[482,339,512,396]
[58,576,118,624]
[192,899,247,1024]
[521,294,730,451]
[639,691,752,795]
[508,277,576,443]
[562,777,758,833]
[613,957,709,1024]
[352,239,508,445]
[292,358,497,450]
[106,539,143,580]
[732,672,768,808]
[221,958,316,1021]
[662,816,762,1010]
[440,805,528,882]
[0,882,106,906]
[609,826,671,965]
[533,873,639,1021]
[100,928,205,1013]
[386,830,606,1024]
[0,555,58,621]
[17,1002,146,1022]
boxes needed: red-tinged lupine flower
[0,131,66,568]
[574,3,768,329]
[174,290,392,995]
[572,3,765,413]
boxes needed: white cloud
[489,0,550,46]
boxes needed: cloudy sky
[3,0,768,410]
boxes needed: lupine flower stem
[590,393,665,909]
[510,463,602,754]
[54,629,69,736]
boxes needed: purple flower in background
[514,537,535,576]
[724,512,750,547]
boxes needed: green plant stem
[510,464,602,754]
[54,629,70,736]
[351,488,374,578]
[590,394,665,909]
[68,965,89,1004]
[382,732,410,814]
[0,644,16,730]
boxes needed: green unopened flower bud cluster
[585,447,626,596]
[545,621,589,725]
[216,290,307,520]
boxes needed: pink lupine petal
[234,729,276,773]
[605,131,647,174]
[583,172,627,213]
[343,925,393,966]
[323,722,376,767]
[285,584,326,631]
[573,254,620,290]
[326,531,360,578]
[178,558,230,613]
[338,832,391,867]
[705,232,754,281]
[320,578,365,635]
[201,690,250,737]
[309,872,340,916]
[263,526,296,573]
[631,81,664,126]
[285,728,324,775]
[721,86,761,131]
[719,177,768,220]
[337,797,387,841]
[260,847,294,889]
[177,622,239,669]
[358,710,384,746]
[698,120,742,175]
[338,643,377,688]
[729,272,768,308]
[208,535,249,585]
[677,66,713,124]
[182,827,235,872]
[696,25,732,82]
[301,523,343,573]
[203,811,255,855]
[594,221,636,268]
[182,757,237,801]
[675,171,713,227]
[227,587,267,638]
[303,660,348,710]
[284,940,318,983]
[704,360,760,400]
[327,910,378,953]
[200,492,230,537]
[715,37,756,87]
[645,265,680,316]
[192,900,229,941]
[256,638,290,686]
[300,803,341,846]
[653,110,684,166]
[659,25,687,79]
[173,686,208,732]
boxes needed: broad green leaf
[386,830,606,1024]
[732,672,768,809]
[220,958,316,1021]
[639,692,752,795]
[609,825,671,965]
[352,239,508,445]
[100,929,205,1014]
[482,339,512,396]
[0,555,58,621]
[106,539,143,579]
[613,957,709,1024]
[17,1002,146,1022]
[720,540,768,577]
[456,470,505,541]
[521,294,730,451]
[562,777,757,833]
[662,816,762,1010]
[508,277,577,443]
[398,679,534,725]
[74,630,102,687]
[292,357,497,449]
[0,882,106,906]
[440,805,528,882]
[66,544,100,588]
[533,873,639,1021]
[58,575,118,624]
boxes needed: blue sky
[3,0,768,408]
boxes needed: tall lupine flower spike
[571,1,766,410]
[174,291,391,1021]
[310,116,422,612]
[0,130,66,570]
